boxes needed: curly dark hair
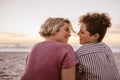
[79,13,111,42]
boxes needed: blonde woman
[21,17,78,80]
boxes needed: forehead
[80,23,87,30]
[61,22,69,27]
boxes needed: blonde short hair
[39,17,75,38]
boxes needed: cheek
[79,34,84,38]
[78,32,81,37]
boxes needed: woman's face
[54,22,71,43]
[77,23,96,45]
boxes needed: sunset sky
[0,0,120,44]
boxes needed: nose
[68,32,71,37]
[67,31,71,37]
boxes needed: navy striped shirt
[75,42,120,80]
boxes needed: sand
[0,52,28,80]
[0,52,120,80]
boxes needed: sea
[0,43,120,53]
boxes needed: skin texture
[62,66,76,80]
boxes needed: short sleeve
[60,45,78,68]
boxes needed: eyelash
[65,28,70,32]
[80,31,84,34]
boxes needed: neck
[45,36,56,41]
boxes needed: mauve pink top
[21,41,78,80]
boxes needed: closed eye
[80,31,84,34]
[65,28,70,32]
[80,30,84,34]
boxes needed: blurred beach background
[0,0,120,80]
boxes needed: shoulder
[53,41,74,52]
[75,42,112,57]
[34,41,74,51]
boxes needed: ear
[93,33,99,40]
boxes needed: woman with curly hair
[75,13,120,80]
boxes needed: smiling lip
[65,36,69,38]
[80,38,82,41]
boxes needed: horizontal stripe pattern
[75,42,120,80]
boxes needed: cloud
[0,32,25,37]
[110,31,120,34]
[116,24,120,30]
[109,24,120,34]
[0,32,44,44]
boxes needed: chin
[80,42,85,45]
[63,41,68,43]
